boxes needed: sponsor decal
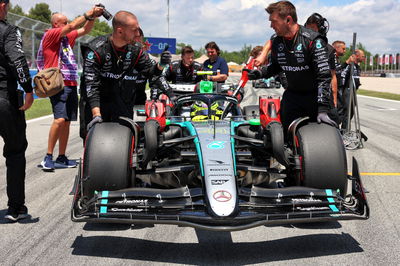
[105,53,111,61]
[295,53,304,57]
[213,190,232,202]
[87,51,94,60]
[211,179,229,185]
[110,208,144,212]
[296,206,329,211]
[297,58,305,63]
[207,141,225,150]
[278,43,284,52]
[210,168,229,172]
[115,199,149,204]
[126,51,132,59]
[296,43,302,51]
[209,159,225,165]
[278,53,285,57]
[316,40,322,49]
[197,128,229,134]
[292,198,322,203]
[281,65,310,72]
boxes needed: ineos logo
[213,190,232,202]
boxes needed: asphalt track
[1,75,400,265]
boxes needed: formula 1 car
[71,87,369,231]
[252,76,281,89]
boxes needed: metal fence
[7,12,95,70]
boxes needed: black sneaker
[4,205,29,222]
[55,155,77,168]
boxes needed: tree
[28,3,51,23]
[91,19,112,36]
[9,4,25,16]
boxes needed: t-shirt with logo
[41,28,78,86]
[203,56,229,83]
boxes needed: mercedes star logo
[213,190,232,202]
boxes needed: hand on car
[317,112,337,127]
[243,69,262,80]
[87,115,103,130]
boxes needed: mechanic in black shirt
[245,1,335,134]
[332,40,348,125]
[0,0,34,221]
[164,46,203,84]
[305,13,339,124]
[80,11,172,137]
[340,49,364,129]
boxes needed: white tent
[195,54,208,64]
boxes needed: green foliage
[28,3,51,23]
[90,19,112,36]
[220,44,252,64]
[9,4,26,16]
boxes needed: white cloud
[12,0,400,54]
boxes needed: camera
[96,3,113,21]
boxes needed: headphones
[306,13,330,36]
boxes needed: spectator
[81,11,172,134]
[203,41,229,83]
[0,0,34,221]
[38,6,104,171]
[164,45,203,84]
[305,13,339,124]
[245,1,334,135]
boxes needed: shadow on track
[71,231,363,264]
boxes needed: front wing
[71,158,369,231]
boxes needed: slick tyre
[83,122,133,198]
[142,119,160,167]
[243,105,260,120]
[296,123,348,197]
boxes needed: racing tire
[296,123,348,197]
[83,122,133,199]
[243,105,260,120]
[142,119,160,167]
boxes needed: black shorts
[50,86,78,121]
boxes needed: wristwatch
[84,13,95,21]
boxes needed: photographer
[38,5,104,171]
[0,0,34,221]
[80,11,172,138]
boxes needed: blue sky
[12,0,400,55]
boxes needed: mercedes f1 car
[71,85,369,231]
[252,76,281,89]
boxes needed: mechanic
[305,13,339,124]
[340,49,365,130]
[203,41,229,83]
[0,0,34,221]
[38,5,104,171]
[81,11,172,138]
[332,40,347,125]
[245,1,335,135]
[164,46,203,84]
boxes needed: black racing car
[71,92,369,231]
